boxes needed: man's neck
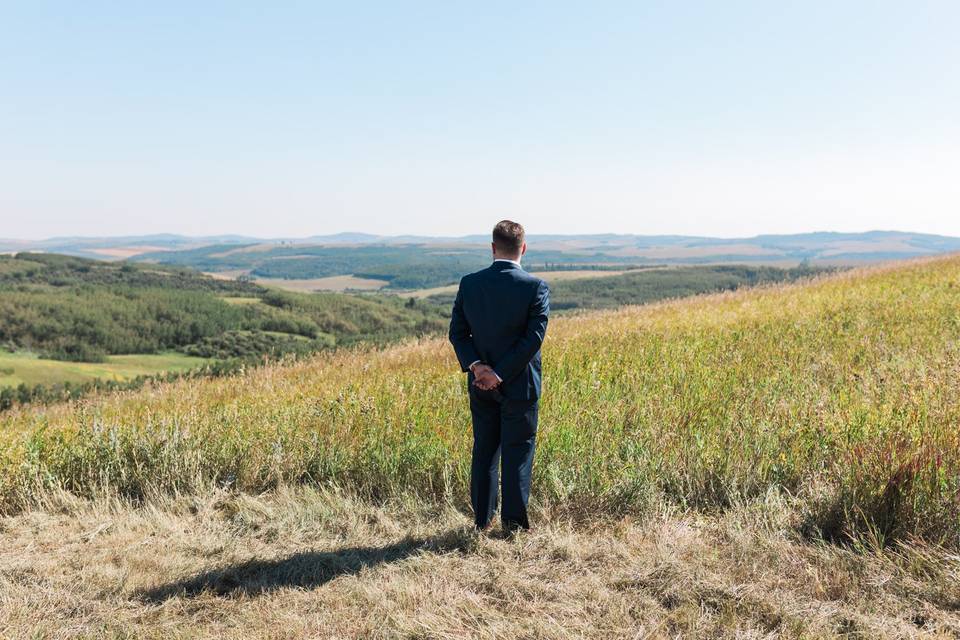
[493,257,522,266]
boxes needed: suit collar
[491,259,522,271]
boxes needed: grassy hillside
[1,255,958,551]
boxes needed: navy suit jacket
[449,261,550,400]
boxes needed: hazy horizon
[3,2,958,239]
[7,227,960,244]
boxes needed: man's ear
[491,242,497,257]
[520,242,527,257]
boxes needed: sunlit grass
[1,255,959,547]
[0,351,209,388]
[218,296,263,305]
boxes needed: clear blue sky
[2,1,958,239]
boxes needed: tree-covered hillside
[543,264,830,310]
[425,264,832,311]
[134,243,654,290]
[0,253,447,363]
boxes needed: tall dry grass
[1,255,958,547]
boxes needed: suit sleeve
[449,278,481,372]
[493,280,550,384]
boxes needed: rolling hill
[1,254,958,636]
[2,254,957,542]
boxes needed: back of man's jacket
[449,261,550,400]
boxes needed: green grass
[0,351,208,388]
[1,256,959,550]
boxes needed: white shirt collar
[493,258,522,266]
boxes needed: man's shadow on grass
[138,527,474,601]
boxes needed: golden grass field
[1,255,959,637]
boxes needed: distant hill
[4,230,959,291]
[0,234,262,260]
[144,230,960,290]
[5,229,958,262]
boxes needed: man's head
[492,220,526,261]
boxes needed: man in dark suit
[449,220,550,534]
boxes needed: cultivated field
[1,255,959,637]
[86,245,171,260]
[255,274,391,293]
[400,268,636,298]
[0,351,207,388]
[207,271,391,292]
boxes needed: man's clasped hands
[471,363,501,391]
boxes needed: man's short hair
[493,220,525,255]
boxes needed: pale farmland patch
[818,239,930,257]
[609,243,783,259]
[399,269,635,298]
[255,275,389,293]
[208,243,290,258]
[87,245,171,259]
[204,271,389,292]
[204,269,253,280]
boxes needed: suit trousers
[468,383,538,530]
